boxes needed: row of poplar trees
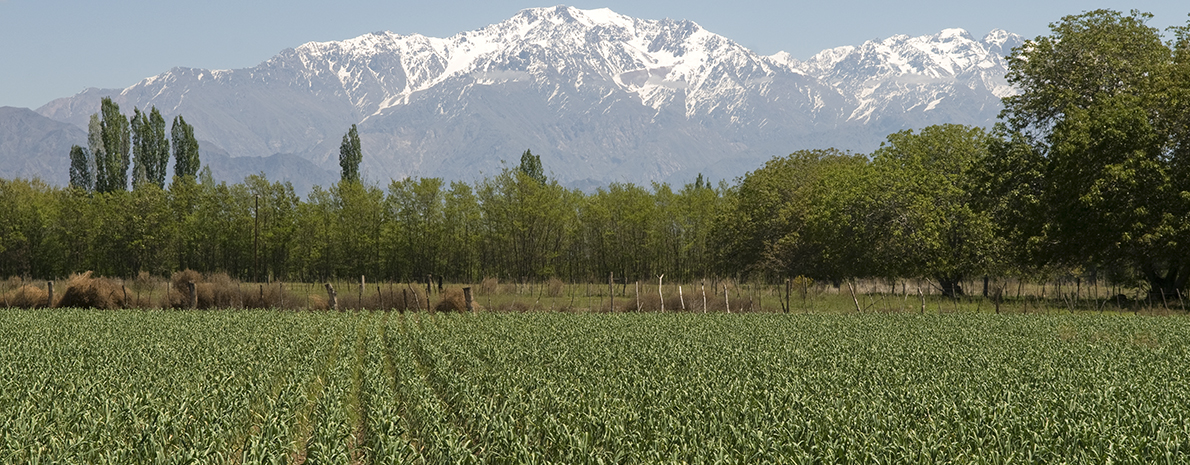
[68,97,200,193]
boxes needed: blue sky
[1,0,1186,109]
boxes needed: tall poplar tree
[93,97,130,193]
[171,115,200,180]
[130,106,171,188]
[131,108,149,187]
[68,145,93,192]
[518,149,546,184]
[147,108,169,187]
[339,124,362,183]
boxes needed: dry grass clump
[56,271,126,309]
[4,284,49,308]
[205,273,241,308]
[433,288,474,312]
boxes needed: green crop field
[2,309,1189,463]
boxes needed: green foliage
[131,106,170,189]
[3,310,1189,462]
[868,124,999,295]
[477,168,575,279]
[1000,9,1190,294]
[171,115,200,180]
[339,124,362,183]
[0,179,55,277]
[517,149,546,184]
[68,145,93,192]
[93,97,130,193]
[716,148,869,280]
[383,177,447,280]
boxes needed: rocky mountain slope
[26,6,1023,189]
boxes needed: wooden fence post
[188,282,197,310]
[464,287,473,312]
[635,281,640,311]
[785,279,791,314]
[325,283,338,311]
[724,283,730,313]
[847,280,861,313]
[658,275,665,312]
[702,281,707,313]
[609,272,614,312]
[402,289,408,313]
[47,281,54,308]
[360,275,366,310]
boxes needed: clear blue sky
[1,0,1186,109]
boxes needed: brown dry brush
[56,271,127,309]
[433,288,474,312]
[546,277,565,297]
[328,284,431,311]
[4,284,50,308]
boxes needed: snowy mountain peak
[33,7,1023,189]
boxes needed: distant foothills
[3,6,1022,192]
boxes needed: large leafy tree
[1000,9,1190,295]
[867,124,999,296]
[715,148,869,280]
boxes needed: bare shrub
[547,277,564,297]
[637,293,662,311]
[56,271,126,309]
[5,284,49,308]
[242,282,303,309]
[402,286,429,311]
[168,270,243,309]
[205,273,241,308]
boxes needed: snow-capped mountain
[32,6,1023,188]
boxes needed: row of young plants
[2,309,1188,462]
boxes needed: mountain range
[4,6,1023,192]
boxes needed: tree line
[2,9,1187,296]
